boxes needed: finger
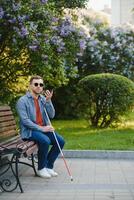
[50,90,53,95]
[46,90,51,95]
[44,92,50,97]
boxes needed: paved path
[1,158,134,200]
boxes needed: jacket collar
[26,91,46,103]
[26,91,41,99]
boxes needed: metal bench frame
[0,106,38,193]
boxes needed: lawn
[53,112,134,150]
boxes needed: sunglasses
[34,83,44,87]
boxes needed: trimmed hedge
[79,73,134,128]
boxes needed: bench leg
[0,160,18,192]
[12,155,24,193]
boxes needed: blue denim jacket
[16,92,55,139]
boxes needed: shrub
[79,73,134,128]
[80,25,134,80]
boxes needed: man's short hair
[29,75,43,84]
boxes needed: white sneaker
[47,168,58,177]
[37,168,51,178]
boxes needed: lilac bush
[81,24,134,80]
[0,0,87,102]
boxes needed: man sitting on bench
[16,75,65,178]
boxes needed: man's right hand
[41,125,55,132]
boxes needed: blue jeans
[29,131,65,170]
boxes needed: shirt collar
[26,92,46,103]
[26,91,41,99]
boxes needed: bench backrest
[0,105,17,141]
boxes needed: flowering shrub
[52,12,134,119]
[80,24,134,80]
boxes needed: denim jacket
[16,92,55,139]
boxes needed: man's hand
[44,90,53,101]
[41,125,55,132]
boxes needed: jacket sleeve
[45,100,55,119]
[16,98,44,132]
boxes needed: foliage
[0,0,87,104]
[53,13,134,120]
[50,0,88,9]
[53,10,110,119]
[79,73,134,128]
[53,78,82,119]
[80,24,134,80]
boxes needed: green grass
[52,112,134,150]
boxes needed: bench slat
[0,125,16,133]
[0,129,17,138]
[25,144,38,156]
[0,105,11,111]
[0,120,16,128]
[0,115,14,123]
[0,111,13,117]
[0,106,17,141]
[0,135,20,145]
[0,139,37,155]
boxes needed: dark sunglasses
[34,83,44,87]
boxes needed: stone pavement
[1,156,134,200]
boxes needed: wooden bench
[0,105,38,193]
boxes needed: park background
[0,0,134,150]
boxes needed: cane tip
[70,176,73,182]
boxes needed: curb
[62,150,134,159]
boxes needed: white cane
[44,108,73,181]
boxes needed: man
[16,75,65,178]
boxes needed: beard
[33,89,42,95]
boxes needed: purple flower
[12,3,21,11]
[51,26,58,31]
[40,0,48,4]
[8,18,16,23]
[44,39,49,44]
[52,17,58,23]
[89,39,98,47]
[36,32,42,37]
[51,36,60,45]
[60,25,71,37]
[18,15,25,23]
[29,39,40,51]
[0,7,4,19]
[19,27,29,38]
[63,17,71,26]
[58,18,75,37]
[50,36,65,52]
[79,40,86,50]
[29,45,39,51]
[78,31,85,37]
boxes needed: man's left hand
[44,90,53,101]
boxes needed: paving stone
[1,156,134,200]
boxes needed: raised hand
[44,90,53,101]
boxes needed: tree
[0,0,87,104]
